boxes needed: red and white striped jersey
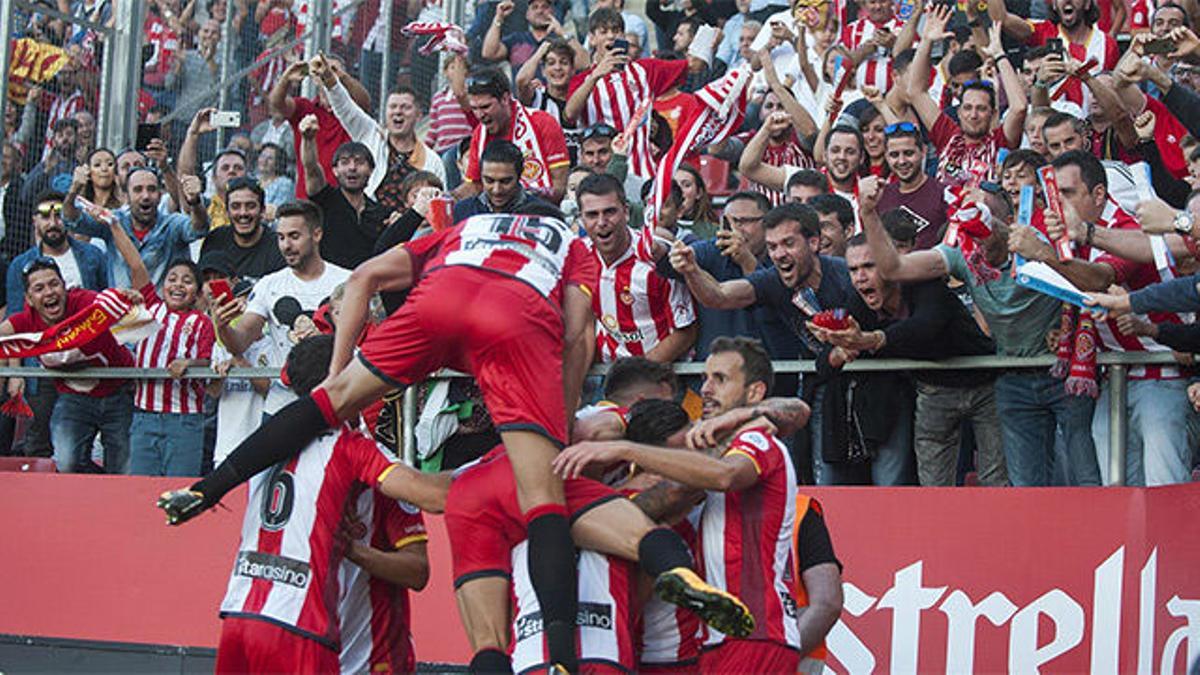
[567,59,689,179]
[840,17,907,91]
[589,239,696,363]
[738,133,816,206]
[698,426,799,650]
[1027,21,1117,110]
[133,284,215,414]
[219,425,397,649]
[1084,200,1184,380]
[510,539,638,674]
[406,214,597,308]
[338,493,427,674]
[638,508,702,668]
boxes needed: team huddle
[158,209,843,674]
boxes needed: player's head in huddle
[284,334,334,397]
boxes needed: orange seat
[0,457,57,473]
[698,155,733,197]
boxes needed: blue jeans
[993,372,1099,486]
[1093,378,1193,486]
[129,411,205,477]
[50,384,134,474]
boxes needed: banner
[0,475,1196,671]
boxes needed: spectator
[452,140,558,222]
[115,148,147,192]
[808,193,854,257]
[179,109,250,229]
[578,124,616,173]
[715,0,754,69]
[455,67,570,203]
[72,110,96,166]
[516,39,581,127]
[104,212,214,476]
[840,0,912,91]
[812,231,1007,487]
[268,56,373,199]
[876,122,950,250]
[198,177,286,281]
[210,199,351,416]
[674,164,718,240]
[22,118,78,205]
[426,54,474,156]
[483,0,587,71]
[166,18,222,142]
[0,143,30,260]
[655,190,802,361]
[786,168,831,203]
[579,173,698,363]
[65,167,210,288]
[253,143,295,217]
[589,0,651,58]
[726,88,817,206]
[249,109,296,164]
[999,149,1047,204]
[313,52,445,209]
[0,258,134,473]
[7,190,107,314]
[78,147,124,210]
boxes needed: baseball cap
[197,250,235,278]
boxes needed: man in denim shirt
[62,167,209,287]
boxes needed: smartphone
[1046,38,1063,55]
[1144,37,1176,54]
[135,123,161,151]
[208,278,233,304]
[611,38,630,55]
[232,279,253,298]
[210,111,242,128]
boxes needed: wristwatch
[1173,210,1195,236]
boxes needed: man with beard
[735,98,818,206]
[0,258,135,473]
[484,0,588,71]
[210,200,351,417]
[299,117,389,269]
[21,118,78,205]
[452,141,558,222]
[197,177,285,282]
[4,191,108,458]
[315,51,446,210]
[809,194,855,258]
[64,167,210,288]
[876,123,949,251]
[907,14,1025,186]
[808,230,1006,487]
[989,0,1118,110]
[454,68,570,204]
[179,109,249,230]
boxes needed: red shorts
[358,266,567,444]
[699,640,799,674]
[215,616,339,674]
[445,448,622,586]
[639,661,700,674]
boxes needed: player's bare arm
[555,440,760,493]
[796,563,843,655]
[330,247,416,375]
[630,478,705,524]
[686,397,812,449]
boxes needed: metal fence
[0,350,1185,486]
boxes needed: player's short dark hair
[512,201,567,220]
[892,48,916,75]
[589,7,624,33]
[481,140,525,175]
[763,202,820,239]
[708,336,773,394]
[725,190,771,215]
[808,193,854,230]
[276,200,323,232]
[577,173,627,205]
[332,141,375,169]
[285,334,334,397]
[625,399,691,444]
[603,356,678,402]
[786,168,829,196]
[1051,149,1108,191]
[1001,148,1047,174]
[948,49,983,77]
[846,232,869,249]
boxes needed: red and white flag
[401,21,468,55]
[638,65,752,261]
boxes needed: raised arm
[906,6,951,130]
[761,49,817,137]
[297,114,328,197]
[315,58,381,142]
[105,208,151,290]
[268,60,307,120]
[738,113,792,191]
[481,0,514,62]
[564,47,626,122]
[985,24,1027,148]
[668,240,758,309]
[178,108,217,178]
[332,246,417,375]
[987,0,1033,42]
[516,42,552,104]
[1007,218,1117,291]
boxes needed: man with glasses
[0,258,135,473]
[4,191,108,459]
[454,68,570,204]
[906,13,1026,186]
[877,122,950,251]
[655,190,802,360]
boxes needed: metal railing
[1,351,1183,485]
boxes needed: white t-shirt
[48,248,84,290]
[211,337,270,465]
[245,262,351,413]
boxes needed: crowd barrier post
[402,386,418,466]
[1108,364,1128,487]
[98,0,144,151]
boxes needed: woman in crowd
[254,142,294,219]
[674,164,718,240]
[80,147,125,210]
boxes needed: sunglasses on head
[36,202,63,217]
[884,121,917,135]
[22,255,59,276]
[962,78,995,90]
[582,124,616,141]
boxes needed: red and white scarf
[0,289,153,360]
[942,185,1000,284]
[475,100,555,193]
[638,66,752,261]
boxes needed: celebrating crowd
[5,0,1200,495]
